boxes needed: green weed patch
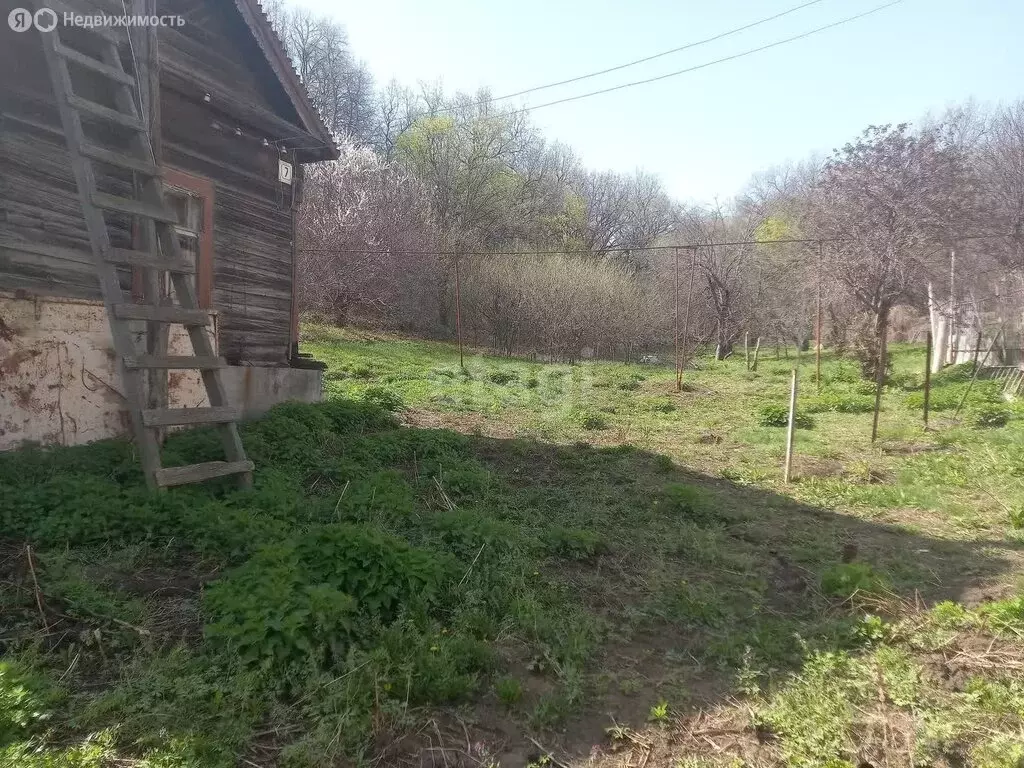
[3,333,1024,766]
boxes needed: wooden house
[0,0,338,465]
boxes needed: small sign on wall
[278,160,293,185]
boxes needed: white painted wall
[0,292,324,451]
[0,293,207,450]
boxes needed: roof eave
[232,0,339,162]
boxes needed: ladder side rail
[34,22,163,488]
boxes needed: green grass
[1,325,1023,766]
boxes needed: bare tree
[671,204,761,359]
[809,124,973,378]
[977,100,1024,270]
[266,4,376,142]
[567,170,675,258]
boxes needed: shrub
[429,509,519,561]
[969,404,1011,428]
[1010,506,1024,530]
[933,361,977,384]
[570,409,609,430]
[887,370,920,390]
[495,677,523,707]
[976,596,1024,635]
[805,392,876,414]
[904,390,958,412]
[203,549,358,676]
[852,380,878,396]
[822,362,861,385]
[435,465,493,501]
[294,525,457,619]
[361,385,404,412]
[930,600,972,629]
[904,381,1003,413]
[758,405,814,429]
[820,562,888,599]
[645,397,677,413]
[241,403,335,468]
[204,524,458,676]
[334,470,416,522]
[487,370,518,385]
[318,399,397,434]
[544,527,608,559]
[849,314,892,381]
[657,483,723,526]
[0,474,159,547]
[0,661,55,745]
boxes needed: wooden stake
[26,545,49,634]
[679,247,696,377]
[674,247,682,391]
[948,247,957,364]
[454,253,464,369]
[871,314,889,442]
[784,368,798,483]
[923,329,932,430]
[744,332,750,371]
[751,337,762,372]
[816,241,823,392]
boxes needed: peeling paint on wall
[0,293,210,450]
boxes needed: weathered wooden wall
[0,16,136,298]
[0,0,318,366]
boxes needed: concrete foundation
[219,365,323,420]
[0,292,321,450]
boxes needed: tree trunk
[715,341,733,360]
[871,304,891,442]
[331,294,349,327]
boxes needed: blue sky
[292,0,1021,204]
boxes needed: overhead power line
[297,231,1017,257]
[483,0,830,105]
[503,0,903,115]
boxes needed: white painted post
[784,368,798,484]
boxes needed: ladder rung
[124,355,225,370]
[68,95,144,130]
[92,193,177,223]
[142,407,242,427]
[55,43,135,85]
[154,460,255,488]
[80,144,159,175]
[113,303,210,325]
[105,248,195,273]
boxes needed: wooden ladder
[34,7,253,490]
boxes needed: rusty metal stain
[1,348,40,376]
